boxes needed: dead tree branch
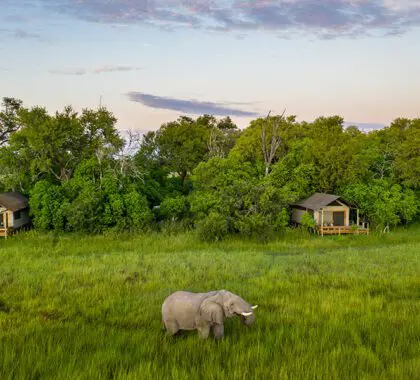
[261,109,286,176]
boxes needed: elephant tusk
[241,311,253,317]
[252,305,258,310]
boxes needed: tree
[0,97,22,146]
[115,129,144,179]
[3,105,123,189]
[29,156,153,233]
[190,156,293,241]
[229,112,298,173]
[29,180,67,230]
[261,110,286,176]
[357,118,420,189]
[343,180,418,231]
[207,116,240,158]
[136,115,239,192]
[155,116,210,187]
[392,118,420,189]
[302,116,368,193]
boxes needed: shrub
[65,186,104,233]
[191,157,294,241]
[29,180,67,230]
[123,190,153,231]
[301,212,316,229]
[234,213,274,242]
[343,180,419,230]
[196,211,229,242]
[158,196,188,221]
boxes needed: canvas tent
[291,193,354,227]
[0,192,31,237]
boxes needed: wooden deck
[0,227,14,238]
[316,226,369,236]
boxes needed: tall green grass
[0,227,419,379]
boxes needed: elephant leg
[197,325,211,339]
[164,320,179,336]
[212,324,224,340]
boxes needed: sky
[1,0,420,133]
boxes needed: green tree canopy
[2,105,123,190]
[0,97,22,146]
[135,114,240,193]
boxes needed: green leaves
[190,156,292,241]
[138,115,240,189]
[155,116,211,186]
[301,212,317,229]
[343,180,418,230]
[158,196,188,221]
[4,105,123,188]
[29,180,67,230]
[1,96,419,235]
[0,97,22,147]
[28,156,153,233]
[392,119,420,189]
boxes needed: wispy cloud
[0,27,44,41]
[49,68,88,76]
[49,65,142,75]
[127,92,260,117]
[93,65,142,74]
[13,29,42,39]
[38,0,420,39]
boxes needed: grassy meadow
[0,227,419,379]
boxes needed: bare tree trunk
[261,109,286,176]
[179,170,187,188]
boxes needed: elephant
[161,289,258,339]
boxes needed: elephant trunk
[240,305,257,325]
[240,313,256,326]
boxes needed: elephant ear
[199,295,224,324]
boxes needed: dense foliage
[0,97,418,238]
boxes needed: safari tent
[290,192,369,235]
[0,192,31,237]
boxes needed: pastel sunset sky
[1,0,419,132]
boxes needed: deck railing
[316,225,369,236]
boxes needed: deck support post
[356,209,360,228]
[5,211,8,239]
[321,208,324,236]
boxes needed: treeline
[0,97,419,240]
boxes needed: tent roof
[291,193,350,210]
[0,192,29,212]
